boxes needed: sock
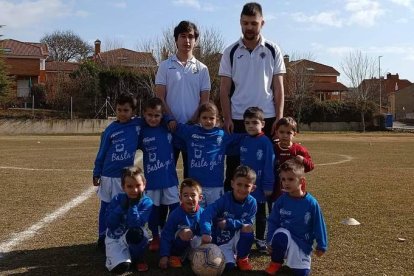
[126,228,148,262]
[237,232,254,259]
[170,236,191,256]
[292,268,311,276]
[98,201,109,237]
[110,262,130,274]
[224,262,235,271]
[271,232,288,263]
[148,205,160,237]
[159,204,168,229]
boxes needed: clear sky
[1,0,413,85]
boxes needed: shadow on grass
[0,244,294,276]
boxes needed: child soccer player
[105,166,153,273]
[240,106,275,252]
[265,159,327,276]
[200,165,257,272]
[159,178,204,269]
[93,93,142,251]
[138,97,180,252]
[173,102,244,207]
[271,117,314,202]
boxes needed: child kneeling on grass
[105,166,153,274]
[265,159,327,276]
[200,165,257,272]
[159,178,204,269]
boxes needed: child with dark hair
[240,106,275,252]
[105,166,153,273]
[138,97,180,252]
[200,165,257,272]
[265,159,327,276]
[159,178,203,269]
[93,93,143,251]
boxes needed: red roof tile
[289,59,340,75]
[0,39,48,58]
[98,48,157,67]
[313,82,348,91]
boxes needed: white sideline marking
[0,186,96,257]
[0,166,92,172]
[316,154,353,166]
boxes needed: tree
[0,26,13,107]
[284,53,316,126]
[341,51,377,131]
[40,30,93,62]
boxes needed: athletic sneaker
[236,257,253,271]
[256,239,268,253]
[168,256,182,268]
[149,236,160,251]
[136,262,149,272]
[265,261,282,275]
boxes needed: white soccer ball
[191,243,225,276]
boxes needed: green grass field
[0,133,413,275]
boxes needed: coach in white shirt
[219,2,286,192]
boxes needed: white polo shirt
[155,55,211,123]
[219,36,286,120]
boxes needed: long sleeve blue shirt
[200,192,257,245]
[93,117,142,178]
[138,124,178,190]
[174,124,244,188]
[159,205,204,257]
[240,133,275,202]
[106,193,153,239]
[267,192,328,255]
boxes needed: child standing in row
[200,165,257,272]
[138,97,180,251]
[240,107,275,252]
[93,93,142,250]
[105,166,153,273]
[271,117,314,202]
[265,159,327,276]
[174,102,244,206]
[159,179,204,269]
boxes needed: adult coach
[155,21,211,178]
[220,2,286,191]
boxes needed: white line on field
[0,186,96,257]
[316,154,353,166]
[0,156,143,258]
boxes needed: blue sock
[292,268,310,276]
[224,262,235,272]
[149,205,160,237]
[236,232,254,259]
[98,201,109,237]
[170,236,190,256]
[126,228,148,262]
[159,204,168,229]
[271,232,288,263]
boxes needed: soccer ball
[191,243,225,276]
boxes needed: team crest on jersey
[192,67,199,74]
[256,149,263,160]
[217,136,222,146]
[149,153,157,162]
[304,212,311,225]
[115,143,124,152]
[260,52,266,59]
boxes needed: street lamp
[378,55,382,113]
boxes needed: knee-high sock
[271,232,288,263]
[236,232,254,259]
[98,201,109,237]
[149,205,160,237]
[255,203,267,240]
[170,236,191,256]
[159,204,168,229]
[126,228,148,263]
[292,268,310,276]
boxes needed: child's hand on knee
[217,219,226,230]
[314,249,325,257]
[159,256,169,269]
[241,224,253,233]
[178,228,193,241]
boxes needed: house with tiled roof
[388,83,414,120]
[284,56,348,101]
[92,39,157,73]
[0,39,48,98]
[359,73,412,113]
[44,61,80,101]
